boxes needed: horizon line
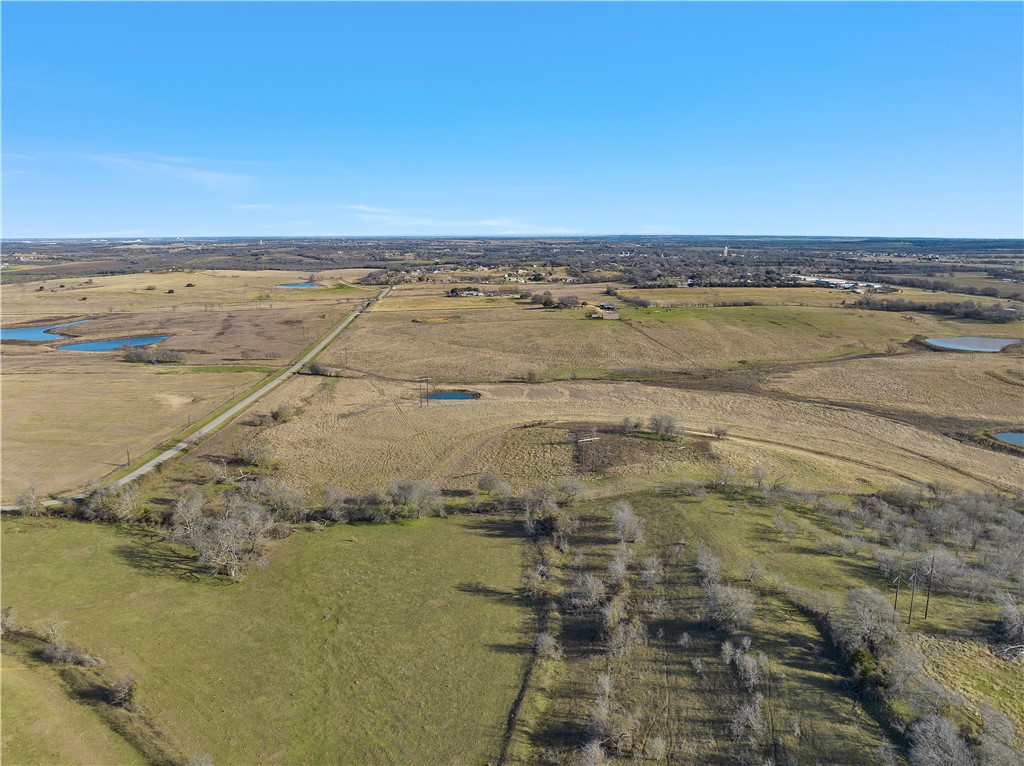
[4,233,1023,242]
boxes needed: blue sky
[3,2,1022,238]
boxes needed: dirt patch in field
[411,315,462,324]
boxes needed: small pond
[275,282,319,289]
[923,336,1020,352]
[424,390,478,401]
[61,335,171,352]
[994,432,1024,448]
[0,319,91,341]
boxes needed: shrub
[42,641,104,666]
[15,485,45,516]
[908,715,973,766]
[239,439,274,467]
[477,472,510,495]
[110,675,138,711]
[534,632,563,660]
[321,486,349,522]
[388,478,444,518]
[567,573,607,612]
[270,404,295,422]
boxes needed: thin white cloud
[344,206,569,233]
[228,201,575,234]
[85,153,253,190]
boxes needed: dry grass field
[1,366,266,498]
[1,270,376,500]
[3,271,1022,764]
[207,374,1022,503]
[618,284,1021,308]
[321,284,1021,384]
[763,352,1024,425]
[1,268,372,319]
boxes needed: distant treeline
[852,296,1020,323]
[854,273,1022,300]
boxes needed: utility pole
[893,570,901,622]
[126,447,131,465]
[907,565,919,625]
[923,554,935,621]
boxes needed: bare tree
[522,564,548,600]
[607,544,632,584]
[831,587,904,662]
[704,582,756,632]
[478,472,511,497]
[558,476,585,506]
[695,544,722,585]
[322,486,349,522]
[648,413,678,440]
[773,516,799,543]
[16,485,45,516]
[574,739,606,766]
[620,416,642,434]
[388,479,444,518]
[110,675,139,711]
[170,486,205,542]
[908,715,973,766]
[607,618,647,657]
[567,573,607,612]
[640,555,662,587]
[993,591,1024,659]
[612,500,645,544]
[534,632,563,660]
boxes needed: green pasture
[1,514,530,764]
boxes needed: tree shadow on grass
[111,526,204,579]
[456,581,520,606]
[463,516,526,540]
[487,642,530,655]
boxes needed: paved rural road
[112,285,391,487]
[4,286,389,509]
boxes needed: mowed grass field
[322,283,1022,383]
[1,514,530,765]
[1,270,376,500]
[1,638,145,766]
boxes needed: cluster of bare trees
[121,345,183,364]
[170,486,282,579]
[519,481,583,551]
[619,413,681,440]
[695,544,757,633]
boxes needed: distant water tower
[723,246,729,257]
